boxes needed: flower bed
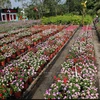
[0,25,78,99]
[44,26,99,99]
[0,25,65,66]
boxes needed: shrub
[41,14,93,25]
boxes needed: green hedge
[41,15,93,25]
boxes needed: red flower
[81,37,85,41]
[66,55,69,59]
[0,93,2,97]
[77,67,82,73]
[54,76,57,80]
[92,56,96,61]
[54,76,60,81]
[73,58,78,63]
[57,78,60,81]
[72,67,75,71]
[79,57,83,62]
[63,77,68,84]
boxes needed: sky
[10,0,66,8]
[10,0,31,8]
[10,0,22,8]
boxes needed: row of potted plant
[0,25,64,50]
[0,29,39,46]
[44,26,99,99]
[0,25,65,66]
[0,25,78,99]
[0,28,29,39]
[0,25,63,47]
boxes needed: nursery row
[0,25,78,99]
[0,25,63,46]
[44,26,99,99]
[0,25,66,67]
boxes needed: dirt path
[93,29,100,98]
[23,28,81,99]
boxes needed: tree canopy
[0,0,11,8]
[0,0,100,19]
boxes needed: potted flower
[0,54,6,66]
[23,38,32,50]
[27,68,36,84]
[32,37,38,46]
[4,52,12,63]
[0,85,10,100]
[16,73,29,91]
[10,79,24,98]
[9,48,16,59]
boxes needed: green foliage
[42,14,93,25]
[97,10,100,16]
[0,0,11,8]
[14,0,100,19]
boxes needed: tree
[0,0,11,8]
[65,0,82,14]
[14,0,100,18]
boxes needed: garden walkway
[93,29,100,98]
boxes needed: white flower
[72,89,75,92]
[16,83,19,86]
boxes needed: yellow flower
[81,1,87,8]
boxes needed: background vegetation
[42,14,92,25]
[0,0,100,24]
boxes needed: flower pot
[0,60,5,67]
[33,42,37,46]
[16,51,20,56]
[50,54,53,59]
[41,64,45,70]
[53,53,55,56]
[14,91,22,98]
[11,53,16,59]
[24,82,29,90]
[37,67,42,74]
[27,45,31,50]
[20,49,25,53]
[28,66,31,69]
[55,49,58,53]
[10,89,13,96]
[38,40,41,43]
[6,57,11,63]
[28,76,33,84]
[1,96,6,100]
